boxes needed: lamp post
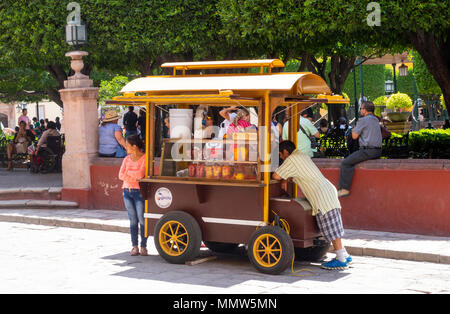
[392,63,397,94]
[64,2,91,88]
[59,3,98,208]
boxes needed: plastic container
[169,109,193,139]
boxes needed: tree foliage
[0,0,448,113]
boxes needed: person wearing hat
[98,109,126,157]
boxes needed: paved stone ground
[1,208,449,265]
[0,168,62,188]
[0,222,449,294]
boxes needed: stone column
[59,51,99,208]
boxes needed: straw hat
[103,110,121,123]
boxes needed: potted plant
[386,92,413,122]
[373,95,387,117]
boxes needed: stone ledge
[91,156,124,167]
[0,200,78,209]
[312,158,449,170]
[0,187,62,195]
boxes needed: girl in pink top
[119,135,147,256]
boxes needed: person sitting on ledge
[98,110,127,158]
[34,121,60,156]
[6,120,34,171]
[337,101,382,198]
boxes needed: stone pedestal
[59,51,99,208]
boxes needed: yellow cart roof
[161,59,285,70]
[120,73,332,95]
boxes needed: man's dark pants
[338,148,382,190]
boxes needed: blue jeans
[123,189,147,248]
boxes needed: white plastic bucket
[169,109,193,139]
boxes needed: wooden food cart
[107,59,348,275]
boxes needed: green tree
[0,0,224,106]
[357,0,450,111]
[410,50,442,96]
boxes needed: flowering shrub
[386,92,413,111]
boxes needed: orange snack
[222,165,232,179]
[205,165,213,178]
[213,165,222,179]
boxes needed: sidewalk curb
[0,211,449,265]
[0,213,128,234]
[0,200,78,209]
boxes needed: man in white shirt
[297,109,320,157]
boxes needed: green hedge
[405,129,450,159]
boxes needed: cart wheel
[203,241,239,254]
[154,211,202,264]
[248,226,294,275]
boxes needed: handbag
[299,123,319,149]
[380,125,391,140]
[15,136,28,154]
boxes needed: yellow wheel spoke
[269,252,279,262]
[177,239,187,246]
[176,232,187,239]
[174,240,181,253]
[268,239,278,249]
[169,223,175,236]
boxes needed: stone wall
[64,157,450,237]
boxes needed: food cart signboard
[155,187,173,208]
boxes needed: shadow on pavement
[101,246,350,288]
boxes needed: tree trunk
[408,30,450,112]
[45,64,68,108]
[327,55,356,126]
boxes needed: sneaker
[321,258,349,270]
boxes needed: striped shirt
[275,150,341,216]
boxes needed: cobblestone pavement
[0,168,62,188]
[1,222,449,294]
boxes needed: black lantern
[65,2,87,50]
[399,63,408,77]
[385,80,394,95]
[66,21,87,50]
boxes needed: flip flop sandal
[131,247,140,256]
